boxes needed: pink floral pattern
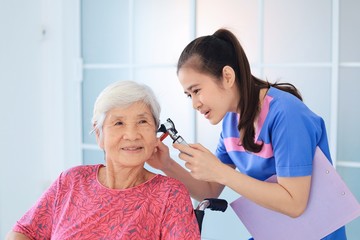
[13,165,200,239]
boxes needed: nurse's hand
[173,143,227,182]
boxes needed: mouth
[121,146,143,151]
[202,110,210,119]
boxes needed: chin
[209,118,221,125]
[208,112,226,125]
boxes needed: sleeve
[12,174,61,239]
[215,131,234,164]
[271,100,323,177]
[215,113,237,164]
[160,181,201,239]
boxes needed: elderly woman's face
[99,101,157,167]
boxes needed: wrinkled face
[178,67,233,125]
[97,101,157,168]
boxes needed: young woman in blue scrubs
[148,28,346,239]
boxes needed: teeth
[123,147,141,150]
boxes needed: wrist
[217,164,234,185]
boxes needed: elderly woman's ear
[93,125,104,149]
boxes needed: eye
[186,93,192,99]
[114,121,123,126]
[138,119,148,124]
[193,89,200,95]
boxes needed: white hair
[91,81,161,138]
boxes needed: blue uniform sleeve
[215,131,234,165]
[270,97,324,177]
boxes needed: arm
[175,143,311,218]
[6,231,31,240]
[221,166,311,217]
[147,140,227,201]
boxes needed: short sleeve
[160,181,201,239]
[216,113,239,165]
[215,131,234,164]
[12,174,60,239]
[270,99,323,177]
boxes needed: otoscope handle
[173,136,188,146]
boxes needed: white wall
[1,1,43,237]
[0,0,81,238]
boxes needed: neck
[259,87,269,105]
[98,165,151,189]
[254,88,269,130]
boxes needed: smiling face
[97,101,157,168]
[178,67,239,125]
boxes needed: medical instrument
[158,118,189,146]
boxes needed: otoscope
[158,118,189,146]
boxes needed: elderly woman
[7,81,200,240]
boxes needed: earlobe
[222,66,236,88]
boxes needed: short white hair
[91,81,161,138]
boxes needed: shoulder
[152,175,187,187]
[59,164,101,184]
[63,164,100,176]
[267,87,319,121]
[268,87,305,111]
[151,175,189,193]
[150,176,193,207]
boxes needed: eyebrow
[136,112,151,118]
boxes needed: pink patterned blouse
[13,165,201,239]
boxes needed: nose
[192,97,202,111]
[122,125,140,140]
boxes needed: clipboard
[230,147,360,240]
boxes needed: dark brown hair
[177,28,302,153]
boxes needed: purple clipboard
[230,147,360,240]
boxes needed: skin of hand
[147,139,174,171]
[6,232,31,240]
[173,143,233,182]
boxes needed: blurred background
[1,0,359,239]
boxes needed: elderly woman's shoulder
[61,164,102,178]
[152,174,189,191]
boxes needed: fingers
[173,145,194,159]
[184,161,192,170]
[173,142,196,152]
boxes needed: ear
[94,125,104,149]
[222,66,236,89]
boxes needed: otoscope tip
[157,124,167,133]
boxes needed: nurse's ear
[222,65,236,89]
